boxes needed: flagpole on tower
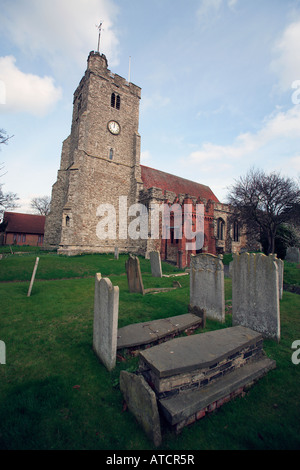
[96,21,102,53]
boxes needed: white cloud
[271,19,300,92]
[186,105,300,165]
[227,0,238,9]
[140,150,152,165]
[0,0,120,73]
[141,93,171,112]
[197,0,223,22]
[289,155,300,172]
[0,56,62,116]
[197,0,238,22]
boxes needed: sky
[1,0,300,213]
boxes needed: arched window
[66,215,70,227]
[116,94,121,110]
[217,218,225,240]
[109,148,113,160]
[233,221,239,242]
[111,93,115,108]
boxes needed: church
[44,51,247,267]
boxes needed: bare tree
[0,185,19,220]
[31,195,51,216]
[227,167,300,255]
[0,129,13,146]
[0,129,18,221]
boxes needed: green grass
[0,252,182,282]
[284,262,300,286]
[0,253,299,450]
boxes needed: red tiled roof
[3,212,46,234]
[140,165,219,203]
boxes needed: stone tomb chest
[136,326,276,435]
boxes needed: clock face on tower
[108,120,120,135]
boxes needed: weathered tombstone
[93,273,119,371]
[273,255,284,300]
[0,340,6,364]
[125,254,145,294]
[232,253,280,342]
[114,246,119,260]
[189,253,225,323]
[178,250,184,269]
[149,250,162,278]
[285,247,300,263]
[120,371,162,447]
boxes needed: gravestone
[150,250,162,278]
[27,257,39,297]
[114,246,119,260]
[0,340,6,364]
[232,253,280,342]
[285,247,300,263]
[125,254,145,294]
[120,371,162,447]
[189,253,225,323]
[274,255,284,300]
[93,273,119,371]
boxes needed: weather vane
[96,21,103,53]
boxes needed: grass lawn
[0,252,299,450]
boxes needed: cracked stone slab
[117,313,203,350]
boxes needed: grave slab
[139,326,262,379]
[159,356,276,427]
[117,313,204,350]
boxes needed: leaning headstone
[285,247,300,263]
[149,250,162,278]
[27,257,39,297]
[0,340,6,365]
[189,253,225,323]
[114,246,119,260]
[125,254,145,294]
[232,253,280,342]
[93,273,119,371]
[120,370,162,447]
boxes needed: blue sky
[1,0,300,212]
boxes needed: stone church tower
[45,50,249,264]
[44,51,144,254]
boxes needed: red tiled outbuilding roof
[140,165,219,203]
[3,212,46,234]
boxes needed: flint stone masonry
[125,254,144,294]
[232,252,280,342]
[285,247,300,263]
[150,250,162,278]
[120,370,162,447]
[190,253,225,323]
[93,273,119,371]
